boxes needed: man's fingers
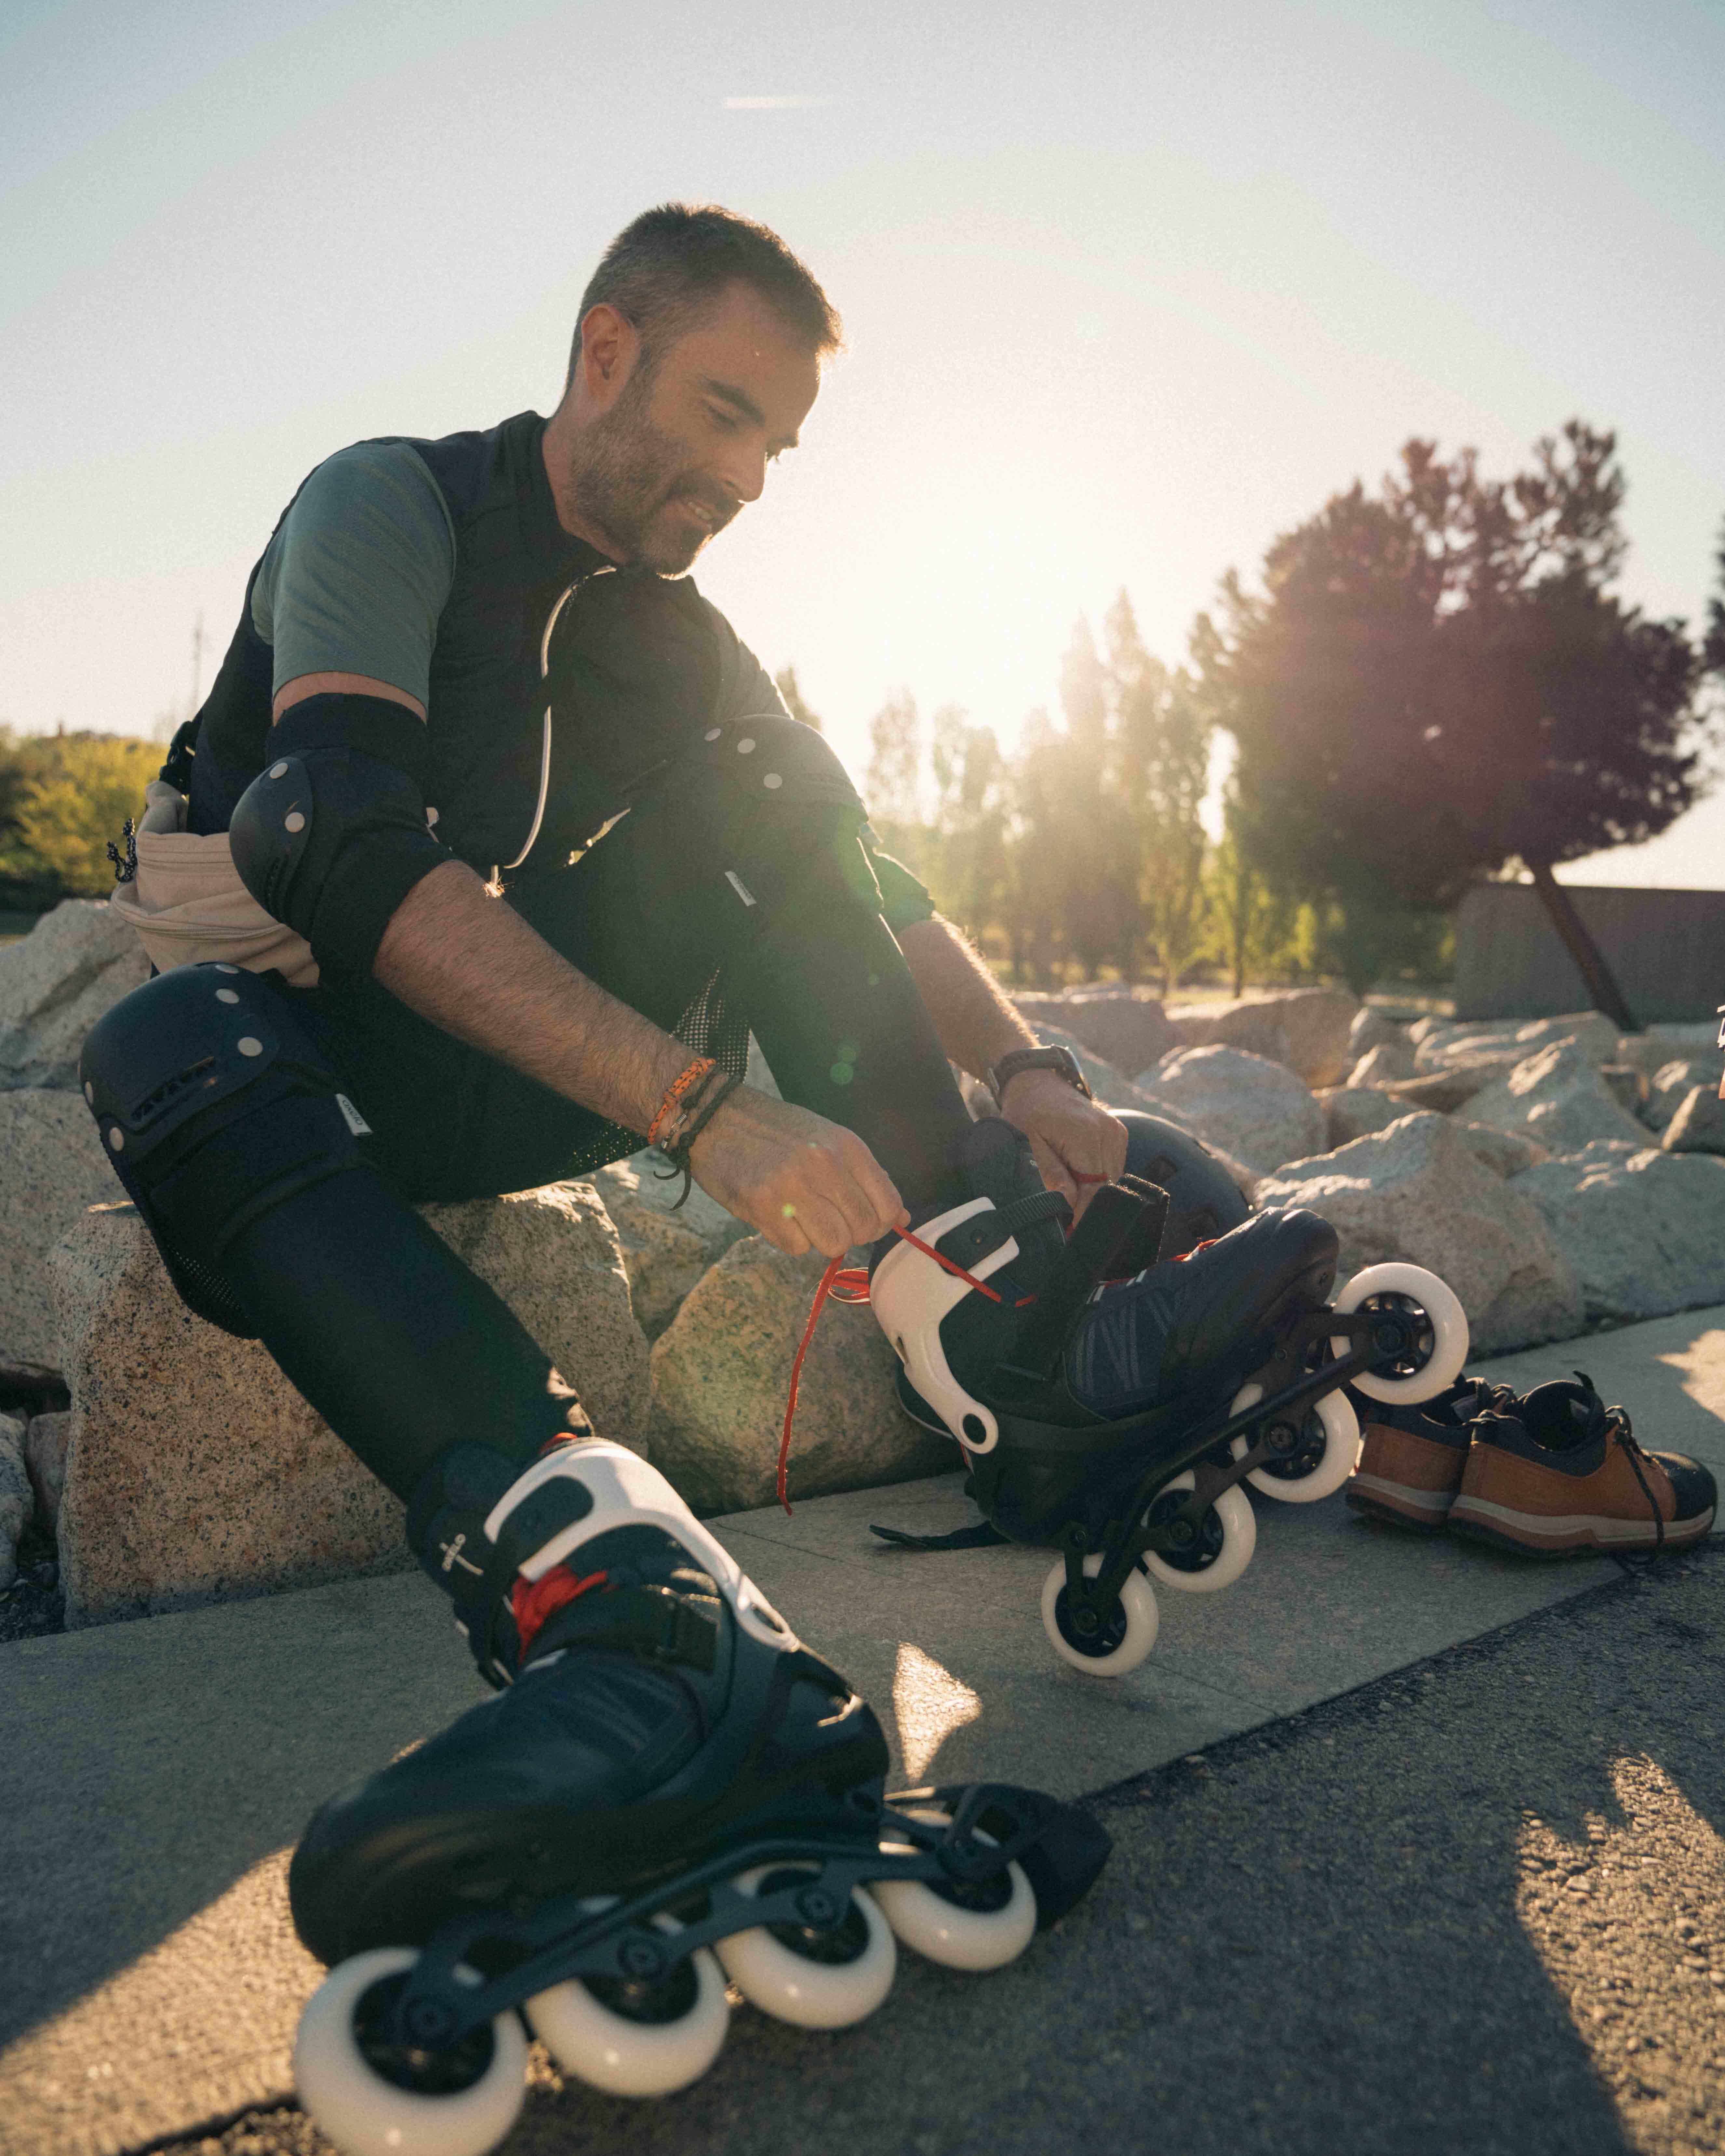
[1028,1133,1079,1210]
[845,1145,907,1241]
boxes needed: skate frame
[365,1783,1055,2056]
[1049,1299,1432,1643]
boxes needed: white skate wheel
[1141,1471,1256,1593]
[872,1810,1039,1970]
[1230,1383,1360,1503]
[294,1946,527,2156]
[716,1865,897,2028]
[1332,1263,1469,1404]
[1040,1552,1159,1676]
[527,1915,729,2097]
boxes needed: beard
[564,371,739,574]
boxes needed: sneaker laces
[1594,1389,1666,1567]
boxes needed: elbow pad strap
[230,693,446,985]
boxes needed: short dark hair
[567,203,842,387]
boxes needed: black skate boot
[870,1123,1470,1676]
[289,1438,1110,2153]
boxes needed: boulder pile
[3,902,1723,1620]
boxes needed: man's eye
[707,406,739,431]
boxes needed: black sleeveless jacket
[187,411,726,882]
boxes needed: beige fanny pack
[109,780,320,988]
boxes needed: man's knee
[654,714,876,910]
[81,964,371,1262]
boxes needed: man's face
[568,282,822,574]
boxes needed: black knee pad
[1117,1110,1252,1257]
[81,964,372,1302]
[652,713,873,916]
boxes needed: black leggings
[93,718,972,1505]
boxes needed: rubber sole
[1344,1474,1457,1534]
[1446,1497,1717,1558]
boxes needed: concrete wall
[1454,883,1725,1024]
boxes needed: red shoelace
[776,1223,1037,1515]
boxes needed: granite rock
[1256,1112,1584,1356]
[648,1237,952,1514]
[1346,1038,1417,1087]
[1452,1123,1550,1178]
[1642,1060,1720,1134]
[1663,1085,1725,1156]
[1346,1007,1408,1061]
[0,1089,121,1375]
[0,899,149,1091]
[1516,1140,1725,1325]
[1377,1063,1505,1115]
[1167,988,1360,1089]
[1320,1086,1405,1149]
[48,1184,649,1627]
[1464,1040,1650,1157]
[1138,1045,1325,1173]
[0,1412,30,1591]
[1599,1063,1648,1115]
[1416,1011,1619,1073]
[24,1410,71,1533]
[585,1152,753,1337]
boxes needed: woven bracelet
[655,1070,744,1208]
[647,1056,716,1151]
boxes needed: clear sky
[3,0,1721,883]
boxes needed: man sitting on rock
[84,201,1128,1538]
[77,209,1136,1963]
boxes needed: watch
[986,1044,1093,1109]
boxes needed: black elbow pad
[230,693,446,984]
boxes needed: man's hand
[689,1088,908,1258]
[999,1069,1128,1216]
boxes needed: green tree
[3,733,159,896]
[1105,593,1212,993]
[1192,423,1714,1013]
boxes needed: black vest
[189,411,653,881]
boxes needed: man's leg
[511,711,977,1215]
[79,964,595,1506]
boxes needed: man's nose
[719,445,768,505]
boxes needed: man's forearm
[897,915,1036,1081]
[372,860,690,1132]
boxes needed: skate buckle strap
[520,1574,721,1671]
[776,1221,1042,1516]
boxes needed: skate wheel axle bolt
[796,1886,839,1927]
[404,1998,454,2043]
[620,1935,666,1979]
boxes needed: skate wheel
[873,1810,1039,1970]
[294,1946,527,2156]
[1141,1472,1255,1592]
[526,1915,729,2097]
[1231,1384,1360,1503]
[1040,1553,1159,1676]
[716,1865,897,2028]
[1332,1263,1469,1404]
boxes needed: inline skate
[869,1122,1469,1677]
[289,1438,1110,2156]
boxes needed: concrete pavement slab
[2,1305,1719,2156]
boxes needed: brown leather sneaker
[1447,1372,1716,1558]
[1346,1379,1516,1532]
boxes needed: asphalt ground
[146,1541,1725,2156]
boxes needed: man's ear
[578,303,639,401]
